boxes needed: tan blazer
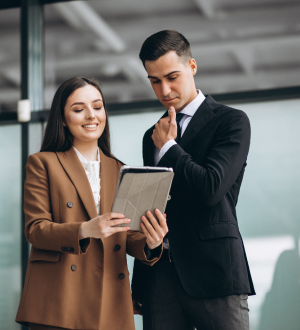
[16,148,161,330]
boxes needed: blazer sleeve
[126,231,163,266]
[157,109,251,206]
[24,154,90,255]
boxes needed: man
[132,30,255,330]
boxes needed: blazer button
[114,244,121,251]
[67,202,73,208]
[71,265,77,271]
[61,247,66,252]
[118,273,125,280]
[167,195,171,201]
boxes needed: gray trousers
[142,258,249,330]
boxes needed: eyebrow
[147,70,181,79]
[70,99,103,107]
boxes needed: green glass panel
[0,125,21,330]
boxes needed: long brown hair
[40,77,115,159]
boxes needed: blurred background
[1,0,300,110]
[0,1,300,329]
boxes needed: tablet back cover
[111,171,174,230]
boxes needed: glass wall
[0,125,22,330]
[109,98,300,330]
[0,6,21,330]
[0,7,20,113]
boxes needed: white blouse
[73,147,101,215]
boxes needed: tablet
[111,165,174,230]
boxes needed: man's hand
[133,299,142,315]
[152,106,177,150]
[141,209,168,250]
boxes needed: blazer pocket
[29,247,61,262]
[199,222,239,240]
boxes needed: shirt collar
[73,146,100,165]
[179,89,205,117]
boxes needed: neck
[176,88,198,113]
[72,140,98,161]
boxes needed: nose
[161,81,171,97]
[86,106,95,119]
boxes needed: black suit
[132,96,255,329]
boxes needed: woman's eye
[169,76,177,81]
[74,109,83,113]
[94,107,102,110]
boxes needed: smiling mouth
[82,124,98,128]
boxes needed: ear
[62,120,67,127]
[189,58,197,75]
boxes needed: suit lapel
[145,97,219,163]
[99,149,120,215]
[56,148,98,220]
[144,128,155,166]
[179,96,219,149]
[144,110,169,166]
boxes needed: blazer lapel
[56,148,98,220]
[144,128,155,166]
[144,110,169,166]
[179,95,219,149]
[99,149,120,215]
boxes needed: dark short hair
[40,77,115,159]
[139,30,192,67]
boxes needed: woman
[16,77,168,330]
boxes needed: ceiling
[0,0,300,111]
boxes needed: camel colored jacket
[16,148,161,329]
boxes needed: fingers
[168,106,176,123]
[141,209,169,249]
[105,212,125,220]
[154,209,168,229]
[87,213,131,239]
[141,213,160,240]
[110,218,131,227]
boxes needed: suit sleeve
[126,230,163,266]
[24,154,90,254]
[157,110,251,206]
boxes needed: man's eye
[169,76,177,81]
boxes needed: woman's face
[64,84,106,147]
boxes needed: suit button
[167,195,171,201]
[71,265,77,271]
[114,244,121,251]
[118,273,125,280]
[61,247,66,252]
[67,202,73,208]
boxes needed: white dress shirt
[73,147,101,215]
[154,89,206,165]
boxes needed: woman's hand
[79,212,131,240]
[141,209,168,250]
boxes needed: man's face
[145,51,197,113]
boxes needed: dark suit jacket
[132,95,255,300]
